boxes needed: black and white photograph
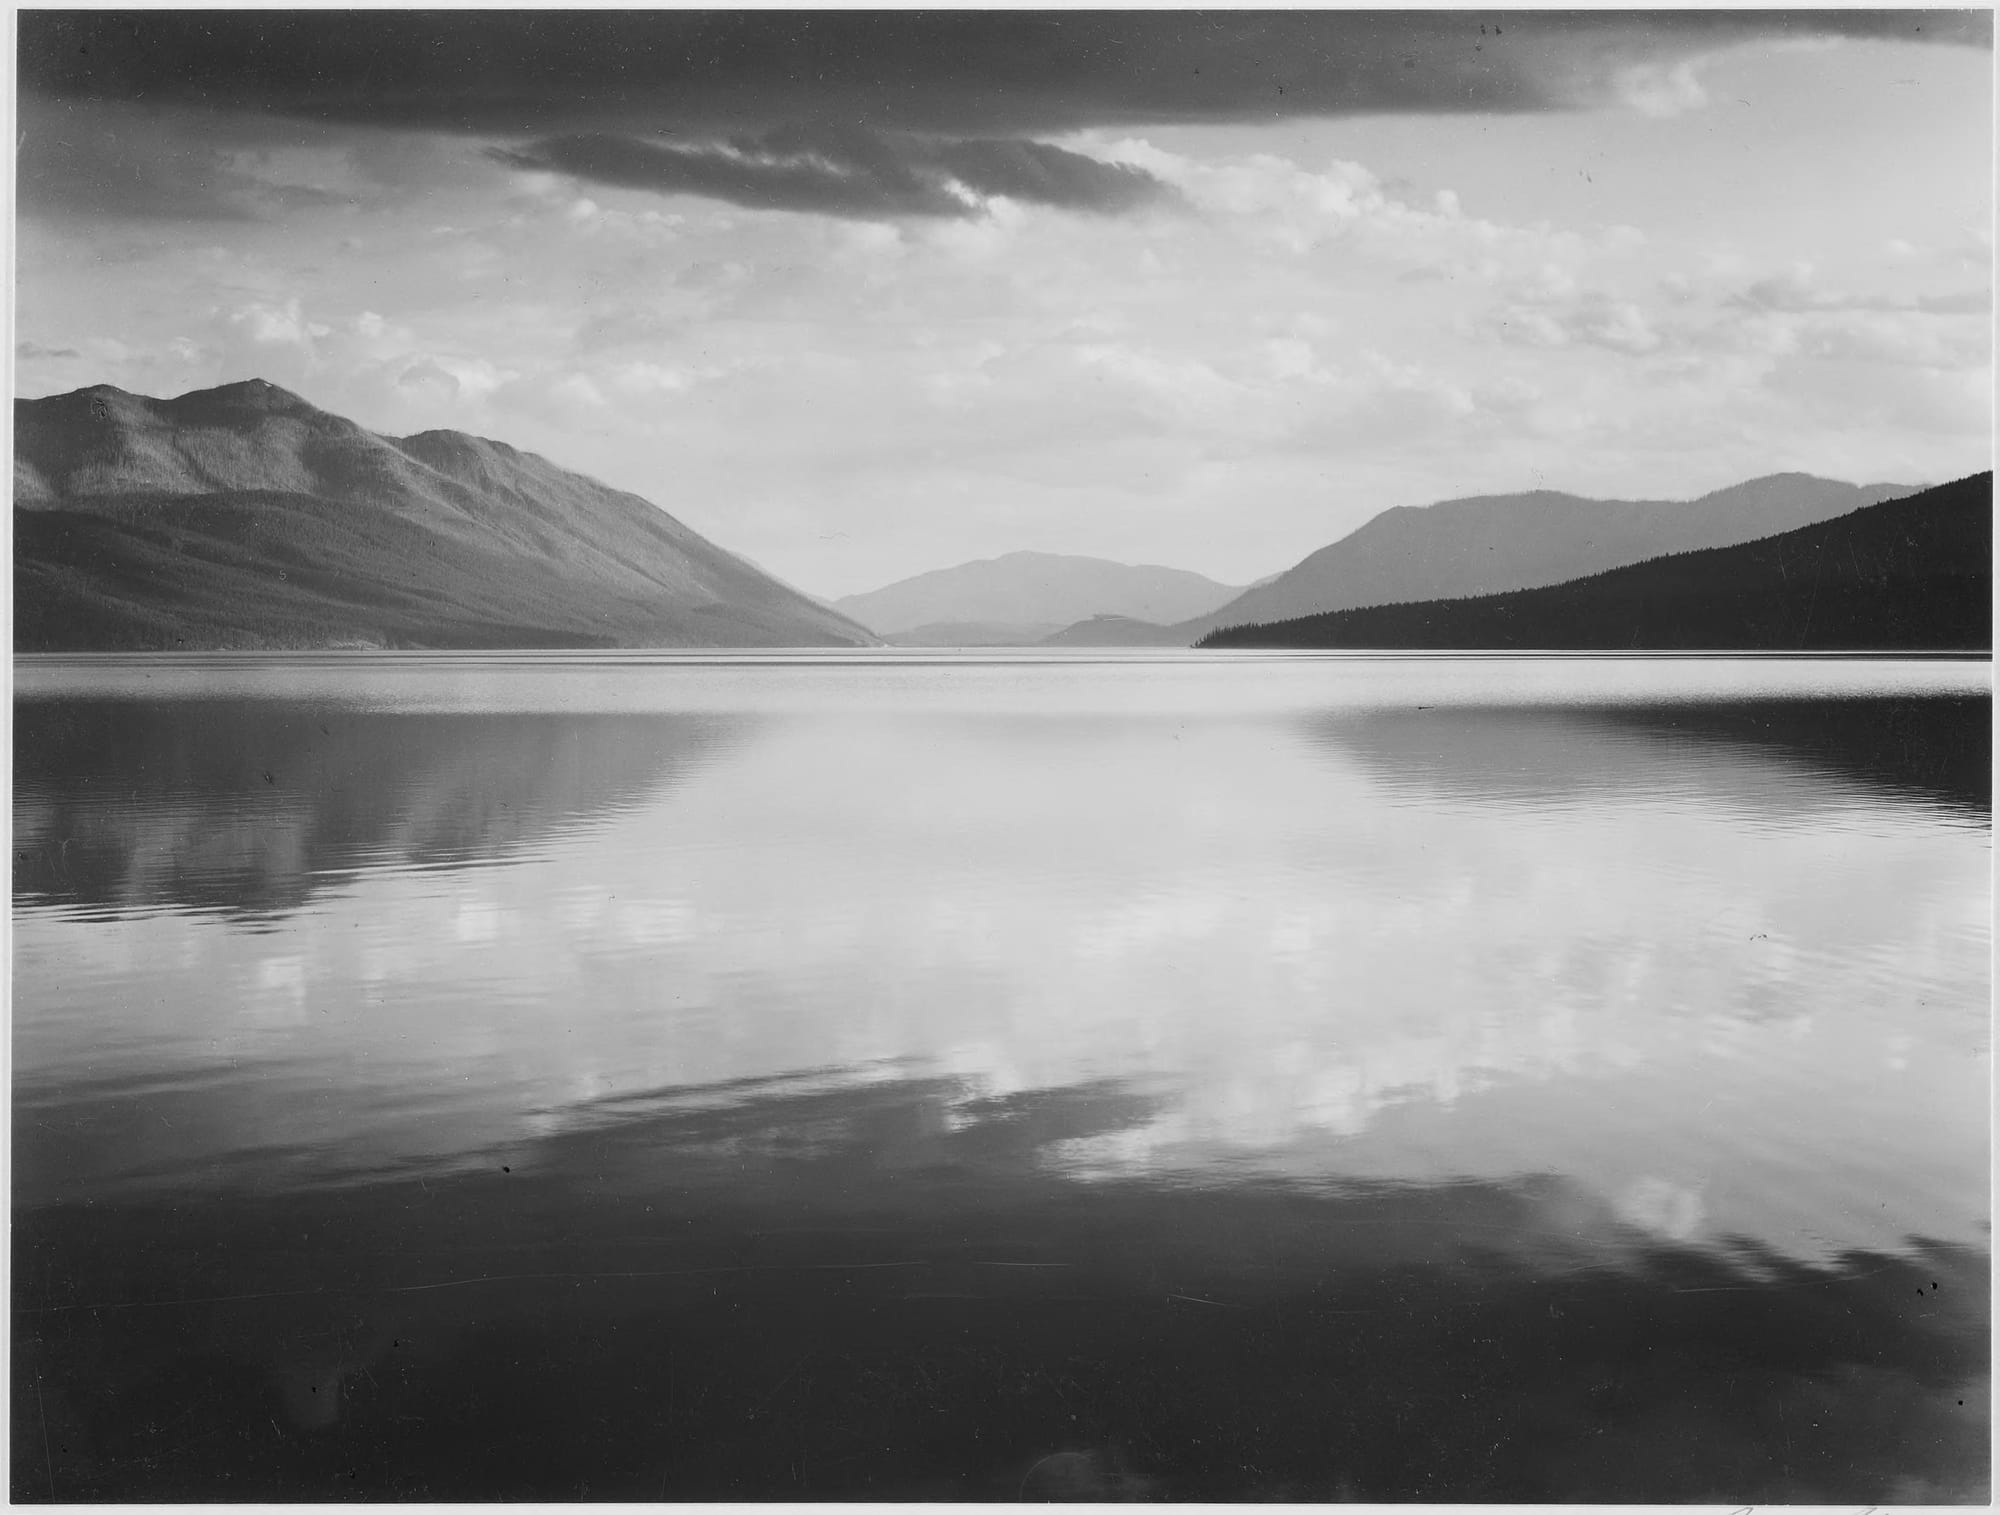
[9,7,1994,1502]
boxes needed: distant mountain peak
[1202,473,1991,653]
[833,551,1245,636]
[1692,470,1844,496]
[1184,472,1923,639]
[399,428,523,458]
[14,379,878,650]
[29,382,151,425]
[201,377,301,402]
[32,378,319,418]
[164,378,321,417]
[1731,470,1835,486]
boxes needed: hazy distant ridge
[14,379,878,651]
[1201,474,1991,652]
[1041,473,1923,646]
[835,551,1242,637]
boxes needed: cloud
[932,138,1169,215]
[16,341,81,361]
[1488,291,1665,355]
[20,13,1987,224]
[1725,264,1995,317]
[1610,58,1712,117]
[14,96,496,224]
[1480,260,1990,377]
[494,125,1172,220]
[1915,288,1994,315]
[396,359,462,403]
[209,297,321,389]
[22,12,1990,138]
[15,108,263,221]
[1766,310,1991,370]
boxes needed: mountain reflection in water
[17,1069,1986,1502]
[13,700,744,919]
[1318,693,1989,821]
[11,656,1990,1502]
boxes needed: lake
[11,652,1991,1501]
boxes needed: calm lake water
[12,652,1991,1501]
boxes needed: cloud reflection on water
[14,683,1987,1270]
[16,1062,1989,1500]
[11,660,1990,1501]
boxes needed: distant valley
[879,621,1068,648]
[832,552,1244,645]
[1039,615,1195,648]
[13,380,1982,655]
[15,380,876,651]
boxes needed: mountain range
[15,380,875,651]
[832,551,1244,646]
[1201,473,1992,652]
[1039,474,1924,646]
[13,380,1977,655]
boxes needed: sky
[13,9,1995,596]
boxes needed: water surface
[12,653,1991,1501]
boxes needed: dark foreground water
[12,653,1991,1502]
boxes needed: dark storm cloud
[495,124,1173,220]
[15,97,408,224]
[17,105,262,221]
[18,11,1990,219]
[930,139,1168,213]
[22,11,1990,136]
